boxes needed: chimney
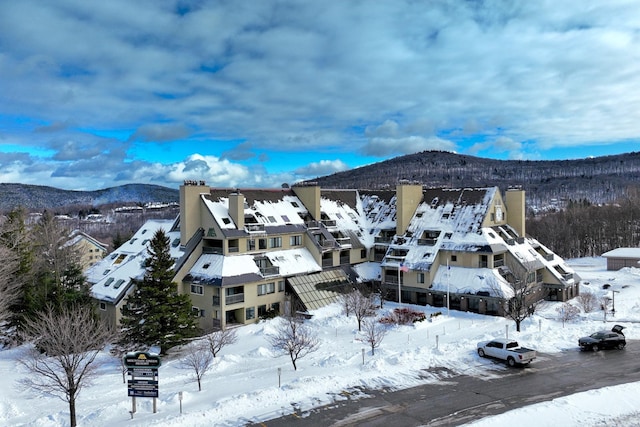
[228,191,245,230]
[179,180,209,246]
[292,183,320,221]
[505,187,526,237]
[396,182,423,235]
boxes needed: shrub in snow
[379,307,426,325]
[576,291,598,313]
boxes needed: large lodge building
[88,181,579,331]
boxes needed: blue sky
[1,0,639,191]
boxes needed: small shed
[602,248,640,270]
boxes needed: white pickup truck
[477,338,536,367]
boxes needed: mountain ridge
[0,183,179,212]
[3,151,640,212]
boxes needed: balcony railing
[203,247,223,254]
[386,255,406,262]
[374,236,393,244]
[417,238,437,246]
[321,219,337,227]
[259,266,280,276]
[335,237,351,247]
[225,293,244,305]
[245,224,265,233]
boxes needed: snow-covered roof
[432,265,514,299]
[203,189,308,232]
[602,248,640,259]
[185,248,322,286]
[89,219,182,303]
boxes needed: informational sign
[124,352,161,368]
[124,352,161,401]
[127,379,159,398]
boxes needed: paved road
[249,340,640,426]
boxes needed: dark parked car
[578,325,626,351]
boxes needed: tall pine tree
[119,229,199,354]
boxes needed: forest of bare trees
[527,189,640,259]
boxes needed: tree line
[527,189,640,259]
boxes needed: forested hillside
[0,183,178,212]
[311,150,640,209]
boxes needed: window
[246,307,255,320]
[418,273,425,284]
[361,249,366,259]
[278,280,285,292]
[290,235,302,246]
[269,237,282,248]
[258,304,268,317]
[191,284,204,295]
[99,302,106,311]
[271,302,280,313]
[451,255,457,262]
[192,307,205,317]
[291,202,299,208]
[257,282,275,296]
[247,239,255,251]
[259,239,267,250]
[268,216,276,223]
[222,217,231,225]
[281,215,290,222]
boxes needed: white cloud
[2,0,640,189]
[293,159,350,177]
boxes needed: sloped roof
[289,269,350,311]
[89,219,183,303]
[602,248,640,259]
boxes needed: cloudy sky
[1,0,640,191]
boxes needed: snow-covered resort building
[88,181,580,330]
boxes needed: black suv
[578,324,626,351]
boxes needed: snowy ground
[2,257,640,427]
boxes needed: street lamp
[612,290,620,316]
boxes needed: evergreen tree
[28,211,91,316]
[119,229,199,354]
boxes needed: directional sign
[124,352,161,369]
[128,388,159,398]
[128,379,159,398]
[128,368,157,377]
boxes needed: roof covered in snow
[89,219,183,303]
[602,247,640,259]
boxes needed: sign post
[124,352,161,415]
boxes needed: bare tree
[18,306,114,427]
[266,316,319,371]
[204,328,238,358]
[109,341,138,384]
[352,291,377,331]
[500,259,546,332]
[180,342,214,391]
[362,318,387,356]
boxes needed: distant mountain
[0,183,179,212]
[307,151,640,209]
